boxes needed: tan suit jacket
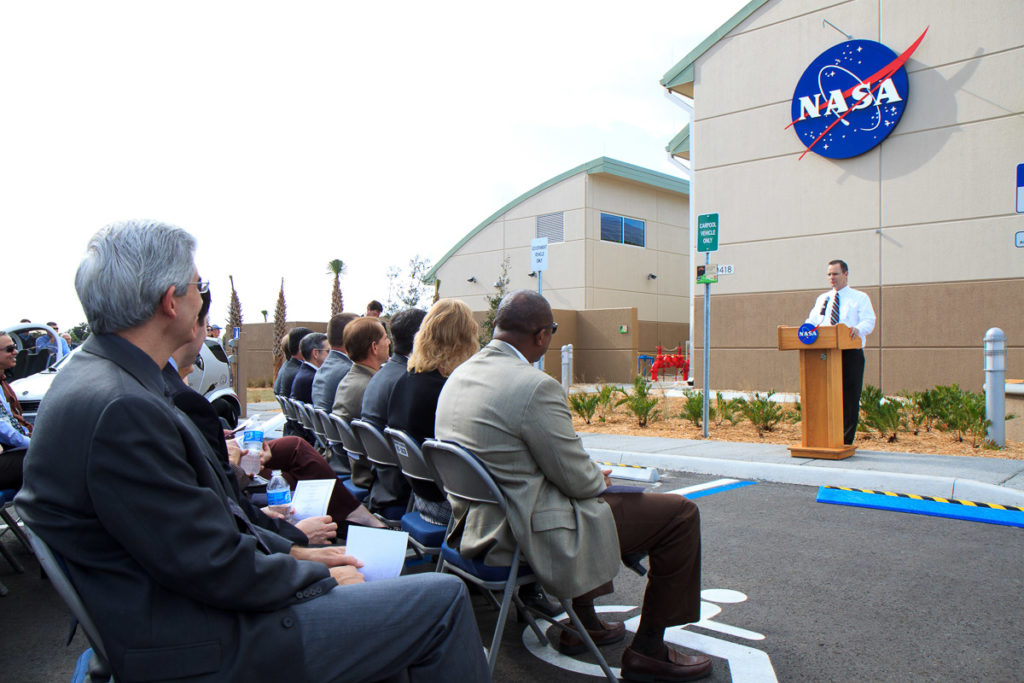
[332,362,377,488]
[435,340,620,598]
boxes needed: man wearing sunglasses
[436,290,711,682]
[0,332,31,489]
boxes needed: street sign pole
[696,213,719,439]
[703,250,710,438]
[531,237,549,371]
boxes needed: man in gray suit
[17,220,489,682]
[312,312,359,411]
[436,290,711,682]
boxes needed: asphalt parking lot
[2,470,1022,682]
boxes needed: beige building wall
[682,0,1023,393]
[432,161,692,381]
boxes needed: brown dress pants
[260,436,361,526]
[574,491,702,628]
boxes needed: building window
[600,212,645,247]
[536,212,564,243]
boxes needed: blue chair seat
[400,511,445,547]
[378,503,406,521]
[440,540,533,583]
[0,489,16,505]
[341,477,368,502]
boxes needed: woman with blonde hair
[388,298,478,448]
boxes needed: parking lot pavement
[489,471,1024,682]
[5,469,1022,682]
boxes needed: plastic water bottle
[240,417,263,476]
[266,470,292,520]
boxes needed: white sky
[2,0,749,328]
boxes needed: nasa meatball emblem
[789,29,927,160]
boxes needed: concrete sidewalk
[581,432,1024,506]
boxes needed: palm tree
[327,259,346,316]
[273,278,287,374]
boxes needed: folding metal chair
[20,521,114,682]
[315,408,351,476]
[421,439,618,682]
[0,489,25,596]
[350,419,414,521]
[384,428,447,563]
[328,414,369,501]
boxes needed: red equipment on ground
[650,345,688,381]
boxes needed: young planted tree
[568,392,600,425]
[327,259,346,316]
[478,256,510,347]
[273,278,287,373]
[224,275,243,346]
[615,375,661,428]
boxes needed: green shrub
[715,391,745,426]
[595,384,618,422]
[568,392,600,425]
[615,375,661,428]
[859,384,906,442]
[741,391,785,436]
[680,390,711,427]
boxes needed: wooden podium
[778,324,861,460]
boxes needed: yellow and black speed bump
[816,486,1024,528]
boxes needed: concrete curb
[588,448,1024,507]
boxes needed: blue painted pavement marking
[669,478,758,500]
[816,487,1024,528]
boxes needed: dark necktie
[830,292,841,325]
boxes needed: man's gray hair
[75,220,197,335]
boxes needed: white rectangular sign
[716,264,734,275]
[530,237,549,271]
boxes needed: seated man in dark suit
[359,307,425,512]
[274,325,312,439]
[290,332,328,405]
[17,219,489,682]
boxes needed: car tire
[212,397,240,429]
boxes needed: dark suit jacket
[17,334,336,681]
[311,350,352,411]
[289,362,317,404]
[360,354,407,429]
[162,364,307,546]
[272,357,301,395]
[359,355,412,510]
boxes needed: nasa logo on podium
[797,323,819,345]
[788,28,927,160]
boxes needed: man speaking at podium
[805,259,876,445]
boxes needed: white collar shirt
[495,340,530,365]
[805,285,876,348]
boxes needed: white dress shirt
[805,285,876,348]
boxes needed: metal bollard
[561,344,573,392]
[984,327,1006,447]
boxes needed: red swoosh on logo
[787,26,928,159]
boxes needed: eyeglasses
[535,322,558,335]
[2,345,16,353]
[190,279,210,294]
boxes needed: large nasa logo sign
[788,28,927,160]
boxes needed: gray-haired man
[17,219,489,682]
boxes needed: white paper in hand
[290,479,335,521]
[344,526,409,582]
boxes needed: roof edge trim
[660,0,771,90]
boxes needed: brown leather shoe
[621,646,712,682]
[556,620,626,655]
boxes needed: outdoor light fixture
[467,276,477,283]
[528,271,537,278]
[648,273,658,280]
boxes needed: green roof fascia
[666,124,690,158]
[425,156,689,282]
[660,0,771,91]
